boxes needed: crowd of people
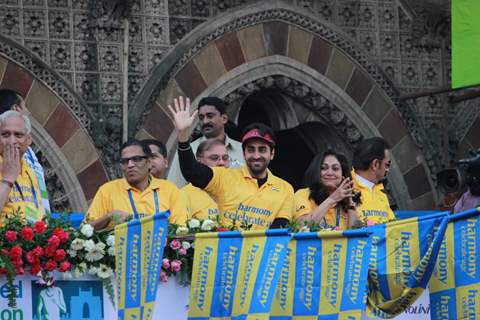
[0,89,460,231]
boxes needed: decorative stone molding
[0,35,93,130]
[224,75,364,146]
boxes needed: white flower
[299,226,310,233]
[188,219,200,229]
[88,266,97,275]
[85,246,105,262]
[96,264,114,279]
[73,267,85,278]
[83,239,96,252]
[107,246,115,256]
[106,235,115,247]
[181,241,191,250]
[71,238,85,251]
[81,224,94,238]
[68,249,77,258]
[176,226,189,235]
[95,242,106,251]
[201,219,216,231]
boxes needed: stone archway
[0,41,109,211]
[132,2,436,210]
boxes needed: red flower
[0,268,7,275]
[58,261,71,272]
[33,221,47,234]
[217,228,229,232]
[26,251,36,264]
[32,246,44,258]
[54,249,66,262]
[21,227,34,241]
[169,240,181,250]
[44,245,56,258]
[9,246,22,259]
[30,263,41,275]
[11,258,23,267]
[15,267,25,275]
[45,259,57,271]
[48,235,60,248]
[53,228,69,243]
[5,230,17,242]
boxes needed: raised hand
[1,144,21,183]
[167,96,198,132]
[328,177,353,203]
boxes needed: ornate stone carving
[223,75,364,147]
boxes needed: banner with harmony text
[115,211,170,320]
[270,229,372,319]
[188,229,291,320]
[366,211,449,318]
[429,207,480,319]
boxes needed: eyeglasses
[119,155,148,165]
[205,155,230,162]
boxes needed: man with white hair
[0,111,44,223]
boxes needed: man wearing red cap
[168,96,294,230]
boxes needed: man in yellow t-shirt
[182,139,229,220]
[0,111,44,224]
[169,96,294,230]
[84,140,188,230]
[352,137,395,224]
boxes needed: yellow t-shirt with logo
[294,188,348,229]
[352,171,395,224]
[0,159,44,224]
[204,166,294,229]
[85,177,188,226]
[182,183,219,221]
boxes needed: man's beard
[247,159,269,177]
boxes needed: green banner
[452,0,480,88]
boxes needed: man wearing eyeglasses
[182,139,229,220]
[84,140,188,230]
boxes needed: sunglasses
[119,155,148,165]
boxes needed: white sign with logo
[0,274,190,320]
[363,289,431,320]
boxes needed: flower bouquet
[0,212,72,307]
[67,223,116,305]
[162,218,220,286]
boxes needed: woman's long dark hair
[303,150,352,210]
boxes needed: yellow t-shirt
[182,183,219,221]
[0,159,43,224]
[205,166,294,229]
[352,170,395,224]
[294,188,348,229]
[85,177,188,226]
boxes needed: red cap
[241,128,275,146]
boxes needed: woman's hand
[328,177,353,203]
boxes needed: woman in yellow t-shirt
[294,151,359,230]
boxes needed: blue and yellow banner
[366,211,449,318]
[115,211,170,320]
[188,229,291,320]
[270,229,372,319]
[429,207,480,319]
